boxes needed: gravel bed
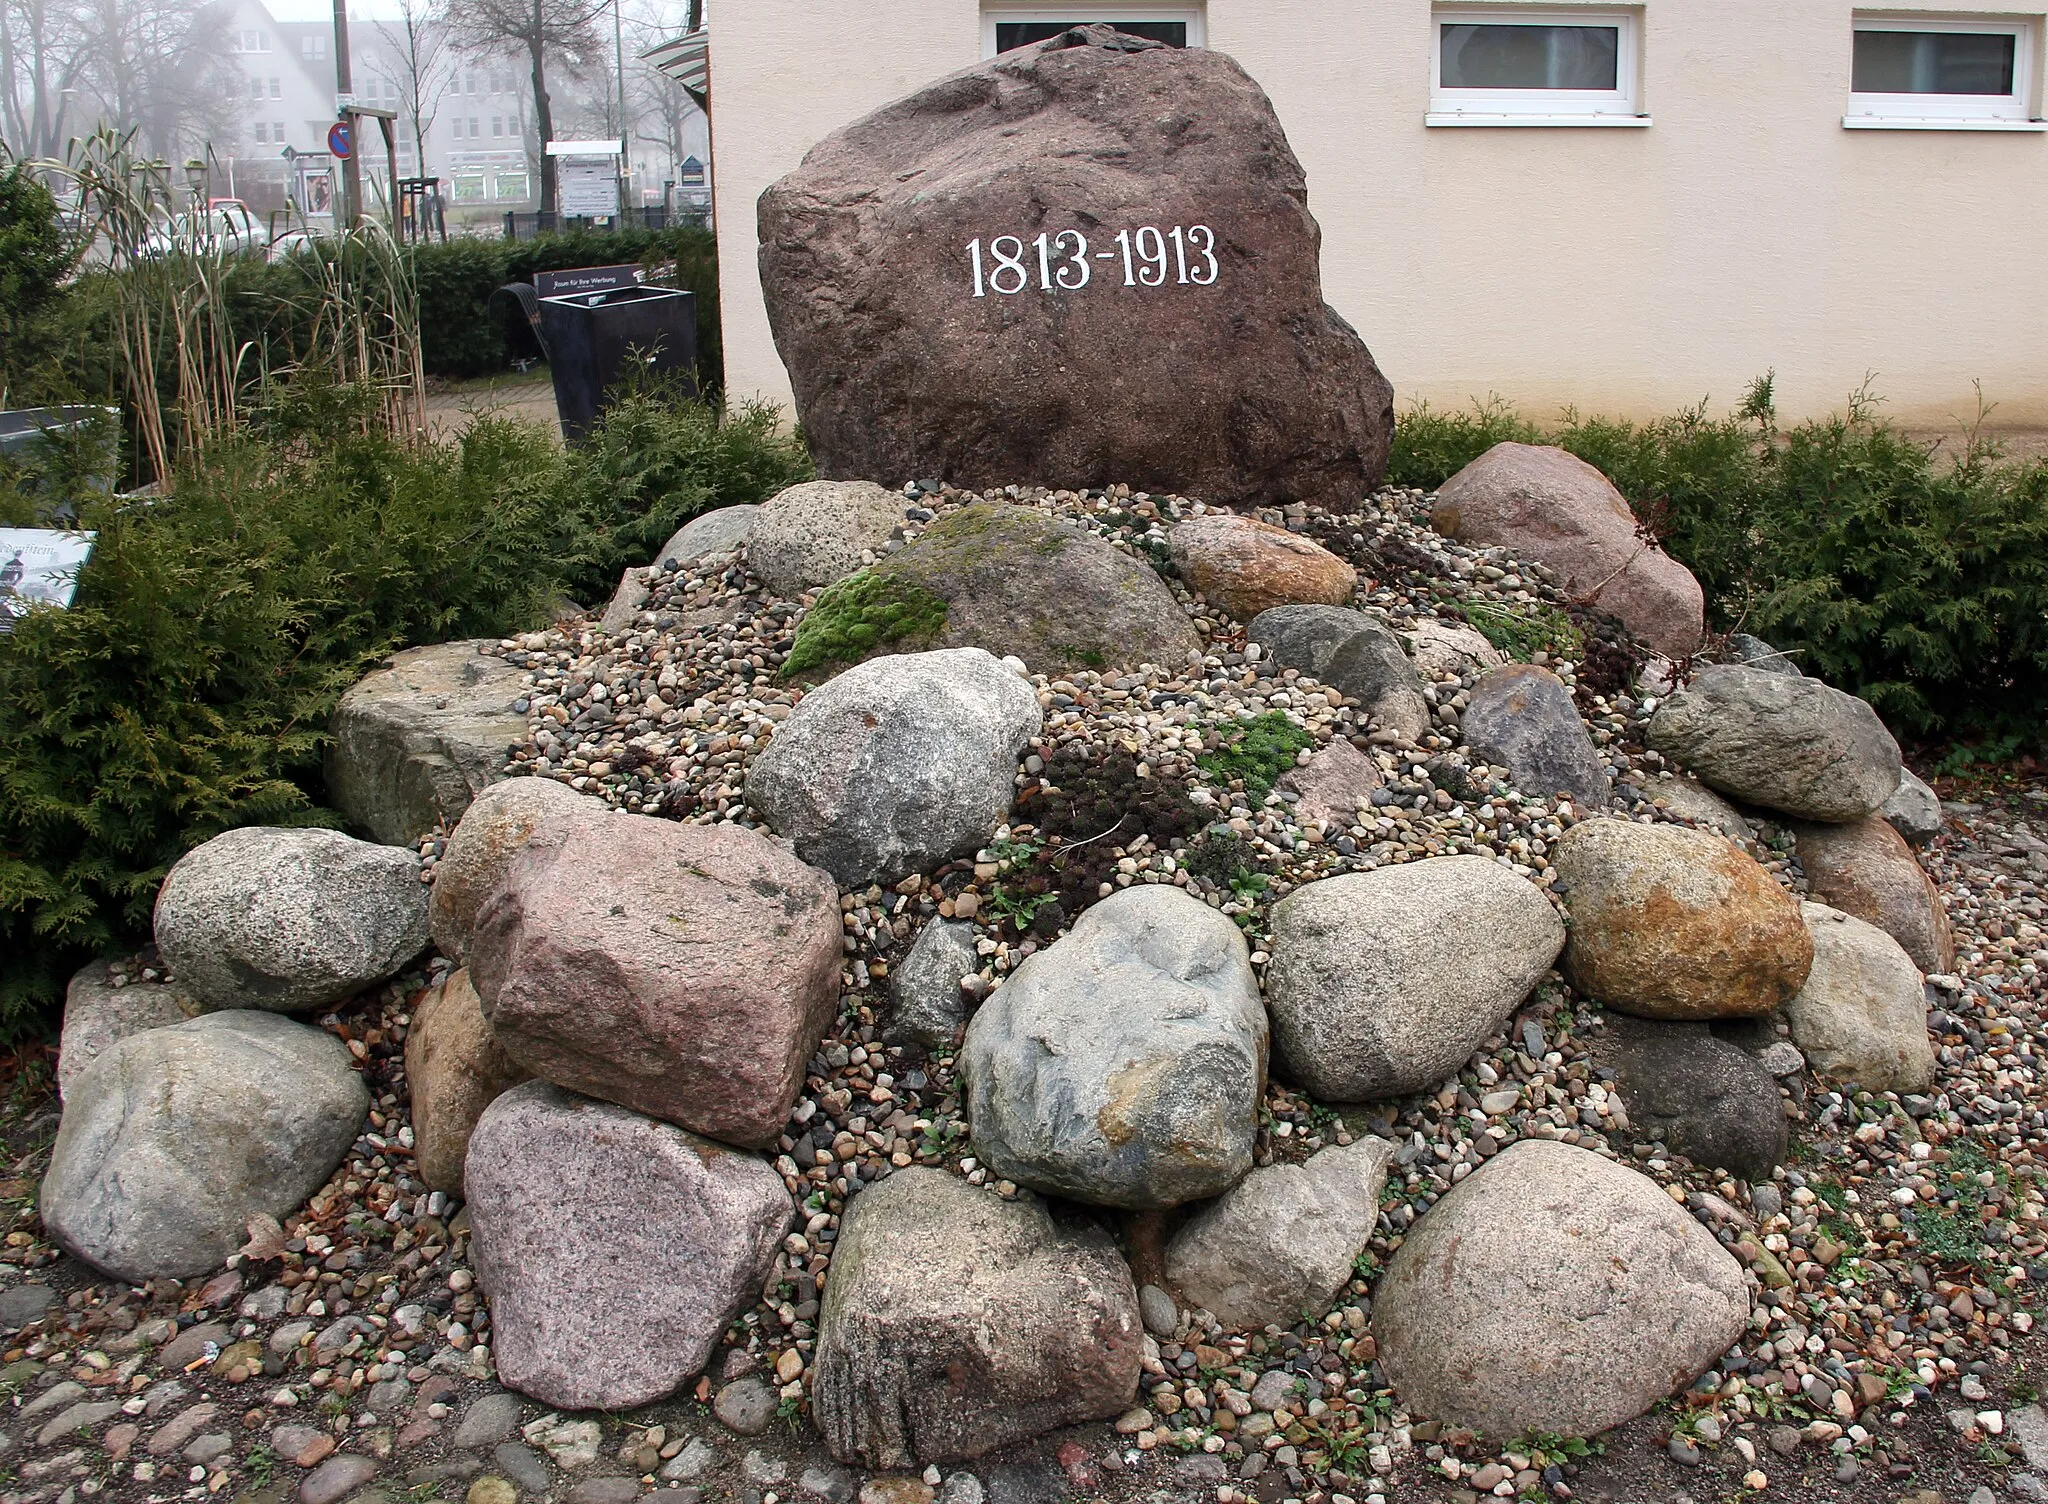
[4,484,2045,1504]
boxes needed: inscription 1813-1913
[758,25,1393,507]
[965,225,1219,296]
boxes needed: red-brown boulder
[1433,443,1705,656]
[468,814,842,1149]
[757,27,1393,507]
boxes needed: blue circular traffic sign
[328,121,351,159]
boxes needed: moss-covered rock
[786,502,1199,681]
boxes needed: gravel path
[5,484,2046,1504]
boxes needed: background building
[706,0,2048,431]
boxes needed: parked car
[265,227,326,263]
[138,200,267,260]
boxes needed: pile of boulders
[34,440,1985,1499]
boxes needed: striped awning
[644,29,708,102]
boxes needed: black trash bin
[536,285,697,444]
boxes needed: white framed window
[1845,15,2043,129]
[980,6,1205,59]
[269,77,282,99]
[302,34,326,61]
[1428,7,1648,126]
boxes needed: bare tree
[379,0,451,180]
[0,0,90,161]
[76,0,238,163]
[441,0,603,212]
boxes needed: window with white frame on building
[979,6,1204,57]
[270,77,281,98]
[1845,15,2041,128]
[1428,7,1647,125]
[302,34,325,60]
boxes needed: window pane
[1441,23,1620,89]
[1852,30,2016,94]
[995,20,1188,52]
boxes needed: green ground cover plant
[0,386,808,1035]
[1390,379,2048,739]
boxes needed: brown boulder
[1791,816,1954,974]
[429,777,598,963]
[1433,444,1704,657]
[1552,818,1812,1020]
[468,814,842,1149]
[757,28,1393,508]
[1169,514,1355,622]
[403,969,528,1193]
[1277,738,1384,829]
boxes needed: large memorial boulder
[1432,444,1705,657]
[758,27,1394,508]
[787,503,1200,680]
[326,641,529,846]
[468,814,841,1149]
[960,885,1266,1209]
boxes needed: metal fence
[502,206,711,240]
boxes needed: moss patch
[1196,711,1314,801]
[781,570,949,680]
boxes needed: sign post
[330,0,361,226]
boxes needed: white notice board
[558,158,620,218]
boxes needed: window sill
[1425,112,1652,127]
[1841,115,2046,130]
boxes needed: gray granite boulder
[1725,633,1801,675]
[1263,856,1563,1102]
[1646,664,1902,821]
[886,920,978,1050]
[57,960,190,1102]
[811,1168,1141,1469]
[1402,618,1504,680]
[960,885,1266,1210]
[747,480,906,598]
[1785,903,1934,1093]
[1880,768,1943,847]
[1461,664,1610,807]
[428,777,598,963]
[1165,1136,1394,1332]
[1276,738,1384,828]
[1248,606,1430,742]
[325,641,528,846]
[42,1012,368,1282]
[1639,773,1751,843]
[1374,1139,1749,1439]
[747,648,1041,887]
[466,1081,791,1411]
[1591,1015,1787,1180]
[660,504,762,568]
[153,826,429,1013]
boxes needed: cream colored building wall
[711,0,2048,431]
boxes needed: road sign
[281,144,298,161]
[328,121,352,160]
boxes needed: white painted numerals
[966,224,1218,297]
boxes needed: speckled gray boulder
[153,826,429,1012]
[429,777,598,962]
[1591,1014,1787,1180]
[960,885,1266,1210]
[57,959,191,1102]
[660,505,762,567]
[811,1168,1141,1469]
[886,919,978,1050]
[1639,774,1751,842]
[1248,606,1429,742]
[747,480,905,597]
[1785,903,1934,1093]
[1881,768,1943,847]
[1263,857,1563,1102]
[1165,1136,1394,1332]
[1374,1139,1749,1439]
[747,648,1041,886]
[1462,664,1610,808]
[42,1012,368,1282]
[325,640,529,846]
[1646,664,1902,821]
[466,1081,792,1411]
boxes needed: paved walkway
[423,372,560,441]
